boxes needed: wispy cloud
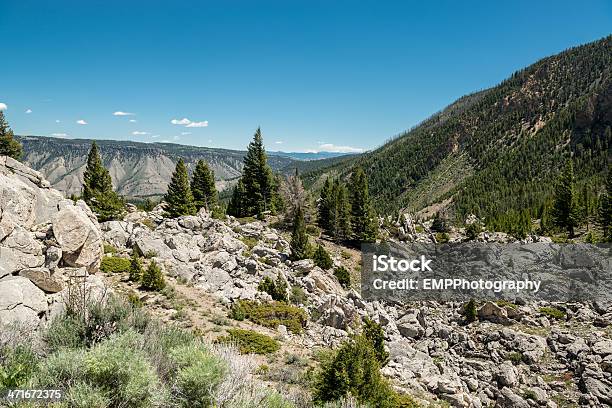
[25,109,32,114]
[76,119,88,125]
[55,119,61,123]
[181,131,191,135]
[186,121,208,128]
[51,133,68,138]
[275,141,283,144]
[310,143,364,153]
[132,131,149,135]
[171,117,208,128]
[113,111,135,116]
[129,119,137,123]
[151,135,160,138]
[0,103,7,111]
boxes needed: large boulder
[0,276,47,329]
[53,205,103,271]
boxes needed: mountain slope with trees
[303,35,612,234]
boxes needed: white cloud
[171,117,208,128]
[129,119,137,123]
[25,109,32,114]
[51,133,68,138]
[180,131,191,135]
[55,119,61,123]
[151,135,160,138]
[113,111,135,116]
[132,131,149,135]
[315,143,364,153]
[185,120,208,128]
[173,135,180,141]
[76,119,88,125]
[171,118,191,125]
[0,103,7,111]
[275,141,283,144]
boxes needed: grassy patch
[217,329,280,355]
[539,306,566,320]
[100,256,131,273]
[229,300,307,334]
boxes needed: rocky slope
[2,158,611,407]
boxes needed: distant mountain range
[303,35,612,224]
[18,136,347,199]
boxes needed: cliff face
[19,136,298,199]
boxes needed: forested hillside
[304,35,612,232]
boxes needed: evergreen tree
[164,158,196,218]
[141,260,165,291]
[552,160,581,237]
[318,178,333,232]
[363,318,390,367]
[279,168,310,224]
[333,182,352,240]
[82,141,125,221]
[312,244,333,269]
[290,206,309,261]
[227,179,246,218]
[191,159,217,211]
[128,253,143,282]
[242,128,274,217]
[0,112,23,160]
[599,167,612,242]
[349,167,378,242]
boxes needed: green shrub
[258,274,288,302]
[539,306,566,320]
[83,331,165,407]
[129,253,144,282]
[169,343,227,407]
[463,299,478,323]
[312,244,333,269]
[435,232,450,244]
[465,222,481,240]
[240,236,258,250]
[141,260,166,291]
[144,250,158,259]
[217,329,280,355]
[0,344,39,388]
[313,334,396,407]
[103,243,117,254]
[506,352,523,364]
[363,318,389,367]
[64,381,111,408]
[289,286,308,305]
[305,224,320,236]
[333,266,351,289]
[229,300,307,334]
[100,256,131,273]
[140,218,157,230]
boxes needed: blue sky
[0,1,610,152]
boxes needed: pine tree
[318,178,333,232]
[242,128,274,217]
[82,141,125,221]
[0,112,23,160]
[599,167,612,242]
[141,260,165,291]
[290,206,309,261]
[334,182,352,240]
[191,159,217,211]
[227,179,246,218]
[312,244,333,269]
[552,160,581,237]
[280,168,310,224]
[128,253,143,282]
[164,158,196,218]
[349,167,378,242]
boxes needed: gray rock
[19,268,63,293]
[496,387,529,408]
[0,276,47,329]
[53,205,102,271]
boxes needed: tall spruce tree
[552,160,581,237]
[290,206,309,261]
[599,167,612,242]
[164,158,196,218]
[349,167,378,242]
[242,128,273,217]
[191,159,217,211]
[0,112,23,160]
[227,179,246,218]
[334,182,352,240]
[317,178,333,232]
[82,141,125,221]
